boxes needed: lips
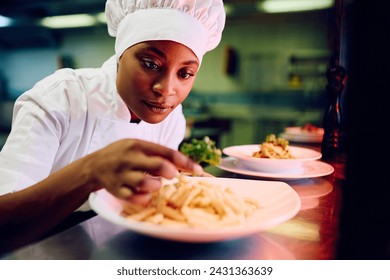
[143,101,174,114]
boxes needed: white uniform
[0,55,186,196]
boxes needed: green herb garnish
[180,136,222,166]
[264,134,289,148]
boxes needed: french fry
[145,213,164,224]
[126,207,156,221]
[122,201,144,215]
[182,187,202,207]
[168,185,190,207]
[159,184,176,200]
[189,195,212,208]
[182,206,219,224]
[244,197,261,208]
[160,205,186,222]
[202,187,225,215]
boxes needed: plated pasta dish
[121,176,260,229]
[252,134,294,159]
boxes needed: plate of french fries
[89,176,301,243]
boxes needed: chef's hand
[84,139,204,204]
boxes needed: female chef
[0,0,225,251]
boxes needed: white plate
[217,157,334,180]
[280,132,323,143]
[88,177,301,243]
[280,126,324,143]
[284,126,324,135]
[222,144,322,173]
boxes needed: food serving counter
[1,143,344,260]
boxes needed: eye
[178,70,195,79]
[143,59,160,70]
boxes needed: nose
[152,72,176,96]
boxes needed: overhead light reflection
[0,15,12,27]
[41,14,97,29]
[96,12,107,24]
[257,0,334,13]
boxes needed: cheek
[117,70,147,97]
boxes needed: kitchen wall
[0,11,331,97]
[196,14,331,94]
[0,28,115,100]
[187,12,332,146]
[0,10,332,147]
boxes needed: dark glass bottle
[321,62,347,177]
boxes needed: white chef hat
[105,0,226,64]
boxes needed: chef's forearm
[0,156,98,250]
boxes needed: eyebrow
[142,45,199,67]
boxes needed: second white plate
[217,157,334,180]
[279,132,323,143]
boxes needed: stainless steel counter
[1,173,341,260]
[0,142,343,260]
[2,214,302,260]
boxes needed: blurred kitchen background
[0,0,338,149]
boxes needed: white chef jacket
[0,55,186,198]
